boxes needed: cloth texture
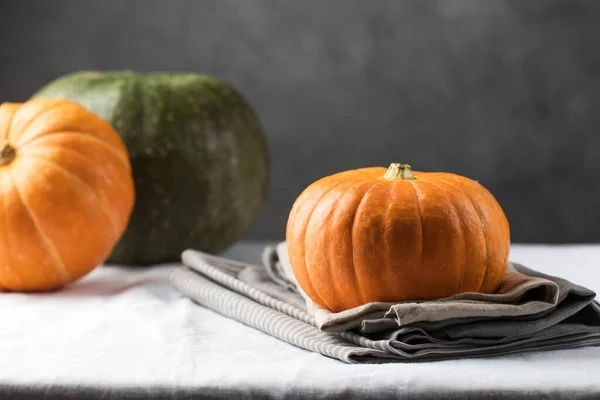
[2,242,600,399]
[170,242,600,363]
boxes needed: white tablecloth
[1,242,599,399]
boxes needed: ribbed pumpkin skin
[286,166,510,312]
[0,98,135,291]
[32,71,269,265]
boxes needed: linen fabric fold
[169,242,600,363]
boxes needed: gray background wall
[1,0,599,243]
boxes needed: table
[1,241,599,399]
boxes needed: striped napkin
[169,242,600,363]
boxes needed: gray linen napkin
[262,242,594,334]
[169,242,600,363]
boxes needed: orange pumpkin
[286,163,510,312]
[0,98,135,292]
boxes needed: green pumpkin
[32,71,269,265]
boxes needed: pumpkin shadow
[1,265,178,298]
[56,276,169,297]
[14,273,172,298]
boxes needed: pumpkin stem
[383,163,416,180]
[0,141,16,166]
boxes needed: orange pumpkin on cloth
[0,98,135,292]
[286,163,510,312]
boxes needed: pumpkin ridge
[9,169,70,285]
[303,179,351,311]
[405,180,424,279]
[417,178,468,294]
[0,103,17,141]
[334,180,374,310]
[0,181,23,289]
[20,154,121,241]
[351,179,389,306]
[136,75,149,155]
[22,141,133,198]
[24,132,131,169]
[433,178,487,292]
[9,100,70,145]
[437,178,489,292]
[382,181,399,301]
[326,180,370,310]
[324,189,342,310]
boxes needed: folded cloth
[262,242,598,335]
[170,242,600,363]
